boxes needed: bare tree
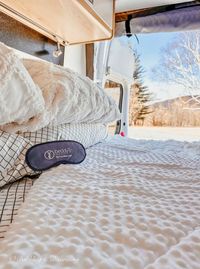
[142,96,200,127]
[152,31,200,109]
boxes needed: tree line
[129,31,200,127]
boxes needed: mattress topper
[0,136,200,269]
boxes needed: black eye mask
[25,140,86,171]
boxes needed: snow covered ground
[128,127,200,142]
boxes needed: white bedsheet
[0,136,200,269]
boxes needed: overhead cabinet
[0,0,114,45]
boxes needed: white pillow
[23,59,121,127]
[0,42,44,128]
[21,123,108,148]
[0,123,107,188]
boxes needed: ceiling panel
[115,0,194,13]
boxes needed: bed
[0,8,200,268]
[0,176,37,241]
[0,135,200,269]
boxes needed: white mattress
[0,136,200,269]
[0,177,36,241]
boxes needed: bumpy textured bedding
[0,177,37,241]
[0,136,200,269]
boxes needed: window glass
[124,31,200,142]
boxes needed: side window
[104,80,123,135]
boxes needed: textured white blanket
[0,42,45,128]
[0,44,120,133]
[0,136,200,269]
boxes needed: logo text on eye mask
[44,148,72,160]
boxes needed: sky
[116,32,188,102]
[130,33,177,71]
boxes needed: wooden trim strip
[86,43,94,80]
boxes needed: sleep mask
[25,140,86,171]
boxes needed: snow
[127,127,200,162]
[128,127,200,142]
